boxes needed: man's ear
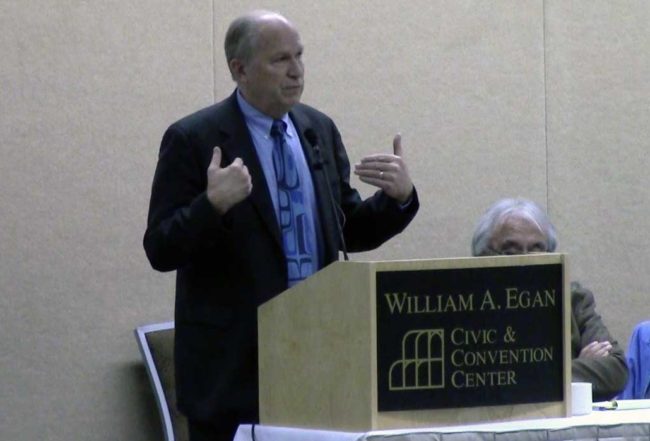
[229,58,246,82]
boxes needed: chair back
[135,321,188,441]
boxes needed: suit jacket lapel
[217,94,283,250]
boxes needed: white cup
[571,382,593,416]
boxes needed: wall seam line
[212,0,216,102]
[543,0,550,212]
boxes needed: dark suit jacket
[143,91,419,421]
[571,282,628,401]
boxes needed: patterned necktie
[270,119,314,286]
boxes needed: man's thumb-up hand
[353,133,414,204]
[210,145,223,170]
[206,147,252,215]
[389,133,413,203]
[393,133,403,157]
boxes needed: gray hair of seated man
[471,198,558,256]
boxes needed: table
[234,408,650,441]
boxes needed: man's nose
[288,58,303,77]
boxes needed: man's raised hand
[206,147,252,214]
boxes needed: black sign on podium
[376,263,565,412]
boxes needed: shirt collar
[236,89,293,138]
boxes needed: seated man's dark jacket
[143,91,419,421]
[571,282,628,401]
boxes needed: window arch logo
[388,329,445,391]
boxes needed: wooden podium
[258,254,571,431]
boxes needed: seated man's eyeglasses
[486,242,548,256]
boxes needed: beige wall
[1,1,649,439]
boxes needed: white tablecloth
[234,408,650,441]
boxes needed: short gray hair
[224,10,287,64]
[471,198,558,256]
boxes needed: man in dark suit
[471,198,628,401]
[144,10,418,441]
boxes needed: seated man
[471,198,628,401]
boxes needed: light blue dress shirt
[237,91,322,273]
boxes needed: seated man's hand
[579,340,612,358]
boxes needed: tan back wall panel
[1,1,648,440]
[545,0,650,353]
[1,1,213,440]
